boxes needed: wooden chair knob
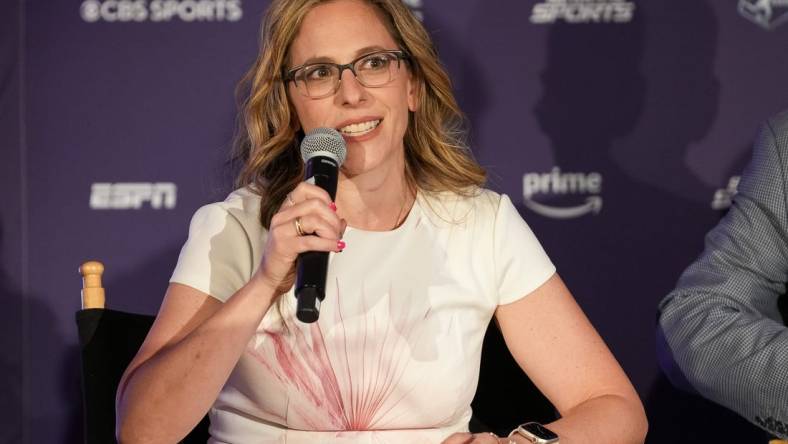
[79,261,105,309]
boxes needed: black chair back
[470,322,557,435]
[76,308,210,444]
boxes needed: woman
[115,0,648,443]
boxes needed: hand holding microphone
[293,128,347,322]
[255,127,347,322]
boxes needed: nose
[335,68,367,106]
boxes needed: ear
[406,72,420,112]
[286,91,303,131]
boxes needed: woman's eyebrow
[353,45,387,57]
[298,45,389,66]
[298,55,335,66]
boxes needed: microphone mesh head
[300,127,347,165]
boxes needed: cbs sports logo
[530,0,635,24]
[738,0,788,30]
[80,0,243,23]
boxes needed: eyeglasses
[283,50,409,99]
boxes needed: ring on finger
[294,217,305,236]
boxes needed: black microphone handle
[295,251,329,323]
[295,155,339,323]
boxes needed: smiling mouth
[338,119,381,136]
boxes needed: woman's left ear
[284,84,303,131]
[288,102,302,132]
[407,74,419,112]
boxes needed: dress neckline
[344,191,421,236]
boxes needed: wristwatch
[508,422,560,444]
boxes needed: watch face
[522,423,559,440]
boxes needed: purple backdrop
[2,1,24,442]
[4,0,788,442]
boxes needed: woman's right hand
[254,182,347,295]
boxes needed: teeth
[339,119,380,135]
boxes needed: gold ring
[294,217,305,236]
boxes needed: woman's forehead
[289,0,397,65]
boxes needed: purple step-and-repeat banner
[4,0,788,442]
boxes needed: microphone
[295,127,347,323]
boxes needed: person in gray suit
[659,109,788,440]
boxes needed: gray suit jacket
[659,110,788,439]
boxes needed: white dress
[170,187,555,444]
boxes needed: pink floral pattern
[246,280,455,431]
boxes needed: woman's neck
[335,170,415,231]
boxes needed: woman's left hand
[441,432,516,444]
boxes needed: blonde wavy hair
[234,0,486,228]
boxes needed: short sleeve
[494,194,556,305]
[170,203,253,302]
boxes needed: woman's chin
[339,139,405,180]
[339,163,367,179]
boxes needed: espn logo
[90,182,177,210]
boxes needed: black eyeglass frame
[282,49,410,97]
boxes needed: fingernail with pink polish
[337,240,346,251]
[329,202,337,212]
